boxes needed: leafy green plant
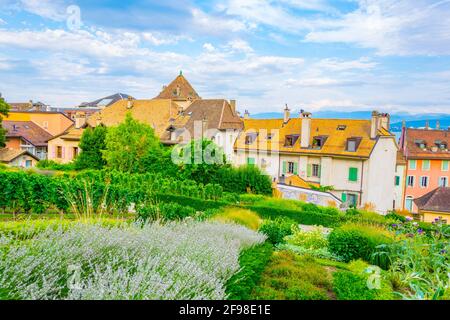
[75,125,107,170]
[328,223,395,268]
[259,217,296,245]
[213,207,262,231]
[285,226,329,250]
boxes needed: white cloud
[227,39,254,54]
[191,8,251,34]
[142,32,191,46]
[19,0,68,21]
[0,18,6,25]
[203,43,216,52]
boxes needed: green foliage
[75,125,107,170]
[36,160,76,171]
[0,96,10,148]
[137,202,196,222]
[215,165,273,195]
[103,113,162,173]
[156,194,228,211]
[286,226,329,250]
[333,260,394,300]
[251,251,332,300]
[212,207,262,231]
[226,243,273,300]
[385,211,407,223]
[259,217,296,245]
[328,223,395,268]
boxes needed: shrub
[226,243,273,300]
[328,223,394,268]
[137,202,196,222]
[259,217,296,245]
[36,160,75,171]
[385,212,407,223]
[251,251,332,300]
[285,226,328,250]
[333,260,394,300]
[238,194,266,205]
[213,208,262,231]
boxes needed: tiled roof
[3,121,53,147]
[281,175,320,189]
[0,148,39,162]
[50,124,86,142]
[414,187,450,213]
[170,99,243,136]
[235,118,393,158]
[402,128,450,160]
[87,99,181,140]
[155,74,200,101]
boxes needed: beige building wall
[6,154,38,168]
[47,137,80,164]
[5,112,73,136]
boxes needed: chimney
[244,110,250,119]
[300,111,312,148]
[127,97,134,109]
[230,100,236,114]
[436,120,440,130]
[379,112,390,131]
[75,112,86,129]
[370,111,379,139]
[425,121,430,130]
[283,104,290,124]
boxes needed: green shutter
[395,176,400,186]
[247,157,255,165]
[282,161,287,174]
[293,162,298,175]
[318,165,321,178]
[307,164,312,177]
[342,193,347,202]
[349,167,358,182]
[443,160,449,171]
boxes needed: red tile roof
[155,74,200,101]
[3,121,53,147]
[402,128,450,160]
[414,187,450,213]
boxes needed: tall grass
[0,221,266,300]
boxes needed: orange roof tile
[155,73,200,101]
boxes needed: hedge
[156,194,230,211]
[247,205,346,228]
[226,243,273,300]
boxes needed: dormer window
[312,136,328,149]
[415,139,427,149]
[284,135,299,147]
[267,133,274,140]
[346,137,362,152]
[436,140,447,150]
[337,125,347,131]
[245,133,258,145]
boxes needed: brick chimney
[283,104,290,124]
[300,111,312,148]
[75,112,86,129]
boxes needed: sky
[0,0,450,115]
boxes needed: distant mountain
[251,110,450,132]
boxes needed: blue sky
[0,0,450,114]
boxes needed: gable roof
[414,187,450,213]
[0,148,39,163]
[155,73,200,101]
[87,99,181,140]
[402,128,450,160]
[235,117,393,158]
[79,93,133,108]
[48,124,86,142]
[3,121,53,147]
[169,99,243,137]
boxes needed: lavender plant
[0,221,266,300]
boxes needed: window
[348,167,358,182]
[395,176,400,186]
[342,193,357,207]
[247,157,255,166]
[443,160,449,171]
[405,197,413,212]
[73,147,79,159]
[439,177,448,187]
[282,161,298,175]
[422,160,430,171]
[312,136,327,149]
[415,140,426,149]
[420,176,429,188]
[337,125,347,131]
[56,146,63,158]
[346,138,361,152]
[409,160,417,170]
[245,133,257,145]
[25,160,32,168]
[407,176,415,187]
[267,134,274,140]
[312,164,321,178]
[284,135,299,147]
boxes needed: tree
[0,96,10,148]
[75,125,107,170]
[103,113,162,173]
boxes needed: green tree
[103,113,162,173]
[75,125,107,170]
[0,96,10,148]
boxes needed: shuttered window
[247,157,255,165]
[349,167,358,182]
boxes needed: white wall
[394,164,406,211]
